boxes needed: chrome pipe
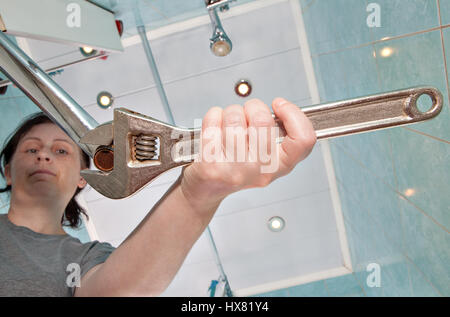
[0,31,98,157]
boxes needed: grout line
[351,272,367,296]
[163,46,301,86]
[299,0,317,15]
[437,0,443,27]
[402,253,443,296]
[214,188,331,218]
[437,0,450,113]
[147,2,169,20]
[402,127,450,144]
[397,194,450,234]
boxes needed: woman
[0,98,316,296]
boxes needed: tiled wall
[0,37,91,243]
[298,0,449,296]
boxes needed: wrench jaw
[80,108,199,199]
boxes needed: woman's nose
[36,150,51,162]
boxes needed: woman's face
[4,123,87,202]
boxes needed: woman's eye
[26,148,37,154]
[56,149,68,155]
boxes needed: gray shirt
[0,214,115,296]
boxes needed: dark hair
[0,112,91,229]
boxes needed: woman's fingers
[222,104,248,163]
[272,97,317,172]
[243,99,276,165]
[199,106,223,164]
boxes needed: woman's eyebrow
[21,136,42,143]
[22,137,74,147]
[53,138,74,145]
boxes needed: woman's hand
[179,97,317,216]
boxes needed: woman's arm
[75,174,222,296]
[74,98,316,296]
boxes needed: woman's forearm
[76,175,223,296]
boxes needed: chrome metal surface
[80,86,443,200]
[0,51,108,88]
[206,0,234,56]
[0,31,98,157]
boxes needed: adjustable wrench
[79,86,443,199]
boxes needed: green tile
[252,288,289,297]
[378,255,413,296]
[439,0,450,25]
[301,0,373,55]
[312,54,349,102]
[362,167,404,252]
[406,258,441,296]
[338,129,396,189]
[286,279,328,297]
[399,195,450,296]
[370,0,439,41]
[390,127,450,229]
[313,44,380,103]
[324,273,364,297]
[375,30,450,141]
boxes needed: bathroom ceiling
[16,0,350,296]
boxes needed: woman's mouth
[30,169,56,177]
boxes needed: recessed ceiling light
[235,79,252,97]
[267,216,285,232]
[80,46,97,57]
[380,47,393,58]
[97,91,114,109]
